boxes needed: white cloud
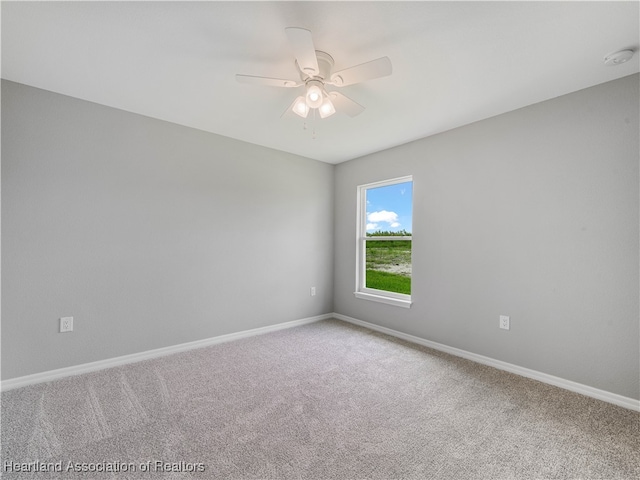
[366,210,401,230]
[367,210,399,224]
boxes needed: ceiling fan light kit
[319,97,336,119]
[292,96,310,118]
[236,27,392,123]
[305,80,324,108]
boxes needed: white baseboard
[5,312,638,412]
[333,313,640,412]
[1,313,332,392]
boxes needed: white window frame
[354,176,413,308]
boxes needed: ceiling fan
[236,27,392,119]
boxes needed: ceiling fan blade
[285,27,319,76]
[329,91,365,117]
[330,56,392,86]
[236,74,302,88]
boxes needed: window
[355,176,413,308]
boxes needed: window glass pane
[365,239,411,294]
[364,181,412,295]
[365,182,413,235]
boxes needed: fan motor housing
[297,50,334,81]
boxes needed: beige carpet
[2,319,638,479]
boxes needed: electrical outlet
[60,316,73,333]
[310,287,316,297]
[499,315,510,330]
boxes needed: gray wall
[2,80,334,379]
[334,74,639,400]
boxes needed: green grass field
[365,240,411,294]
[365,269,411,295]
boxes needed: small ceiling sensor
[603,49,635,66]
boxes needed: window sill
[354,291,412,309]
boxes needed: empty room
[1,1,638,479]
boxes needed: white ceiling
[2,1,638,164]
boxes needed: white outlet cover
[499,315,510,330]
[60,316,74,333]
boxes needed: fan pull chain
[312,108,317,139]
[301,110,318,139]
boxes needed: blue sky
[366,181,413,233]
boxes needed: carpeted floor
[1,319,639,479]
